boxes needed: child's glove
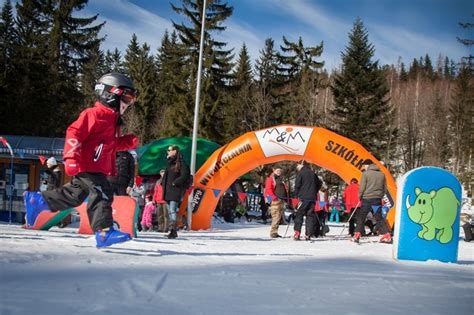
[64,159,79,176]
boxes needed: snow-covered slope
[0,221,472,315]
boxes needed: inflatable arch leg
[181,125,397,231]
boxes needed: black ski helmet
[94,73,137,111]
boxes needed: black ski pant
[355,198,389,235]
[348,208,356,236]
[41,172,114,232]
[314,210,327,237]
[110,182,128,196]
[294,201,316,236]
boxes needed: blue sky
[5,0,474,70]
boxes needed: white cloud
[271,0,351,44]
[368,22,469,65]
[84,0,173,53]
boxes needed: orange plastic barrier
[183,125,397,230]
[76,196,138,238]
[26,196,138,238]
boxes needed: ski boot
[379,233,392,244]
[167,221,178,239]
[96,227,131,248]
[293,231,301,240]
[352,232,361,243]
[24,191,51,227]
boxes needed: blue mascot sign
[393,167,461,263]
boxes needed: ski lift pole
[187,0,207,231]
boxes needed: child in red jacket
[24,73,139,248]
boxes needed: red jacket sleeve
[63,109,96,161]
[116,134,139,151]
[264,176,277,202]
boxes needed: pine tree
[157,30,190,138]
[444,56,452,79]
[0,0,17,134]
[80,44,105,107]
[14,0,52,136]
[170,0,234,142]
[45,0,105,133]
[330,17,394,159]
[449,64,473,189]
[278,36,324,125]
[399,62,408,81]
[223,43,253,141]
[252,37,282,127]
[408,58,419,80]
[124,35,159,144]
[423,53,435,80]
[11,0,104,136]
[457,14,474,71]
[104,48,125,73]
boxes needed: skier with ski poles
[293,160,322,241]
[24,73,139,248]
[341,178,361,236]
[353,159,392,243]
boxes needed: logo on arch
[255,126,313,157]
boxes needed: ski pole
[284,201,300,238]
[339,201,361,236]
[283,213,292,238]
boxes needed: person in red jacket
[24,73,139,248]
[343,178,361,236]
[153,169,168,232]
[264,166,289,238]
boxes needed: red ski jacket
[153,181,166,204]
[343,183,360,213]
[63,102,138,176]
[264,174,289,203]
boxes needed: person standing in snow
[108,150,135,196]
[264,166,289,238]
[314,185,329,237]
[343,178,360,236]
[293,160,322,240]
[153,169,168,232]
[162,145,190,239]
[24,73,139,248]
[45,157,63,191]
[141,195,156,232]
[354,159,391,243]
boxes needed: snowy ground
[0,220,473,315]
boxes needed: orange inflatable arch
[182,125,397,230]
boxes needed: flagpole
[187,0,207,231]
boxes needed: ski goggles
[110,86,138,105]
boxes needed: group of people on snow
[262,159,392,243]
[23,72,393,248]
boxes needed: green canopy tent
[136,137,221,175]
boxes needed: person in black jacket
[162,145,190,239]
[45,157,63,191]
[107,151,135,196]
[293,160,322,240]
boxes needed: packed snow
[0,219,472,315]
